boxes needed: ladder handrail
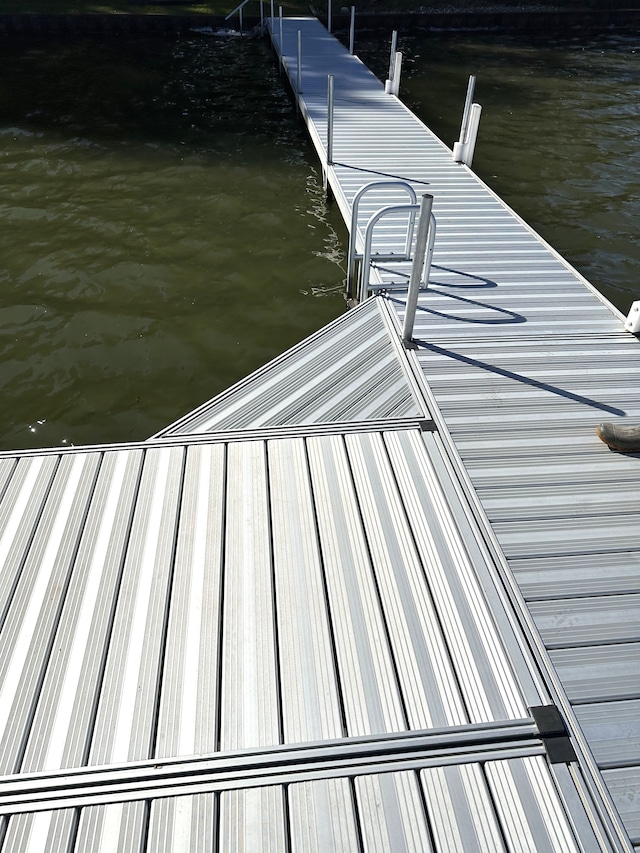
[225,0,251,20]
[347,180,417,297]
[358,202,436,304]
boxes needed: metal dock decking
[264,14,640,850]
[0,12,638,852]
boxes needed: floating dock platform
[0,15,638,853]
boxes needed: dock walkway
[264,16,640,850]
[0,14,638,852]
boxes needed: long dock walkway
[264,15,640,850]
[0,14,638,853]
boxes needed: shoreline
[0,7,639,35]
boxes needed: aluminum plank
[148,793,215,853]
[420,763,506,851]
[88,446,185,766]
[268,438,344,744]
[219,787,286,853]
[306,433,407,735]
[510,553,640,601]
[0,452,101,775]
[289,778,359,852]
[493,515,640,560]
[383,430,531,721]
[528,595,640,649]
[486,755,581,852]
[344,431,467,729]
[601,769,640,847]
[75,801,147,853]
[575,701,640,769]
[355,771,433,853]
[220,440,280,751]
[550,644,640,704]
[0,455,59,632]
[154,444,225,759]
[0,811,75,853]
[19,450,144,774]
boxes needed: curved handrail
[347,180,417,297]
[358,200,436,304]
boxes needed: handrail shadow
[414,340,626,417]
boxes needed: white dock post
[453,74,482,166]
[349,6,355,55]
[385,51,402,96]
[402,194,434,345]
[462,103,482,166]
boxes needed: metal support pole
[297,30,302,92]
[327,0,332,33]
[392,52,402,95]
[460,74,476,144]
[327,74,334,167]
[279,6,283,67]
[464,103,482,167]
[260,0,264,27]
[402,194,433,344]
[270,0,274,28]
[388,30,397,82]
[239,5,243,34]
[349,6,355,55]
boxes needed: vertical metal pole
[297,30,302,92]
[279,6,283,67]
[392,52,402,96]
[327,0,332,33]
[388,30,398,82]
[349,6,355,55]
[459,75,476,147]
[327,74,334,167]
[260,0,264,27]
[402,194,433,344]
[239,5,243,34]
[270,0,274,28]
[463,103,482,167]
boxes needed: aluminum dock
[0,13,638,852]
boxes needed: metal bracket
[529,705,577,764]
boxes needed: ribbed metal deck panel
[156,297,425,437]
[0,424,617,849]
[0,428,539,775]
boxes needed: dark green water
[358,30,640,314]
[0,34,347,449]
[2,30,639,450]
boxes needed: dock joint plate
[529,705,577,764]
